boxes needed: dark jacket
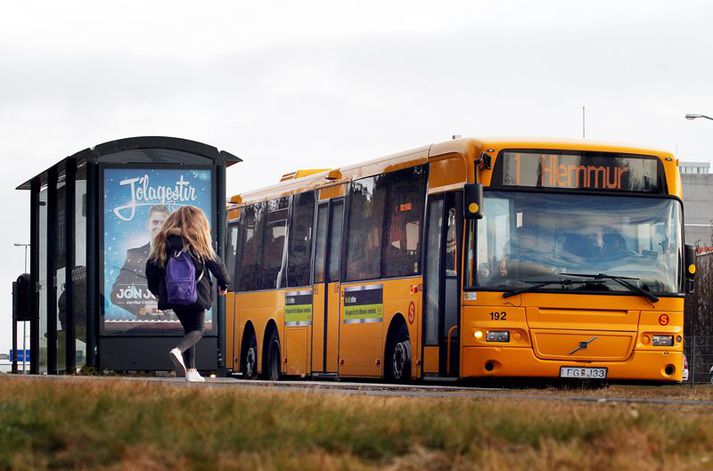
[110,242,151,316]
[145,234,231,311]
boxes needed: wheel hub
[246,347,256,378]
[393,342,406,379]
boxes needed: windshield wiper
[502,278,604,299]
[560,272,659,303]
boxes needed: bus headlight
[652,335,674,347]
[486,331,510,342]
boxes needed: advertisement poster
[343,285,383,324]
[103,167,213,334]
[284,291,313,327]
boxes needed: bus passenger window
[445,207,457,276]
[238,203,266,292]
[260,197,289,290]
[382,166,427,278]
[327,201,344,282]
[225,222,239,292]
[345,175,387,281]
[286,191,316,287]
[313,205,328,284]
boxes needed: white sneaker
[185,369,205,382]
[169,348,186,377]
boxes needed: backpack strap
[182,247,205,282]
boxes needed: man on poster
[110,204,170,317]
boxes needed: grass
[0,377,712,470]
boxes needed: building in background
[680,161,713,248]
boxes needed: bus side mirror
[464,183,483,220]
[684,244,696,294]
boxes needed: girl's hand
[218,287,227,296]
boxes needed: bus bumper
[461,347,683,382]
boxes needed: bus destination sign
[491,151,662,193]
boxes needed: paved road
[9,374,713,407]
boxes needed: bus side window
[345,175,387,281]
[286,191,316,287]
[445,206,457,276]
[238,203,265,292]
[313,204,329,284]
[260,197,289,290]
[327,201,344,282]
[225,221,239,292]
[382,165,427,278]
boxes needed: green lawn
[1,377,711,470]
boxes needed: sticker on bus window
[344,285,383,324]
[285,291,313,327]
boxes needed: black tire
[385,323,412,383]
[264,329,282,381]
[241,332,258,380]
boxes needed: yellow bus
[223,138,696,383]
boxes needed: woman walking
[146,206,231,382]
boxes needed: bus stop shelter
[15,136,240,374]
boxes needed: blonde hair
[149,206,216,267]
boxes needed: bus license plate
[560,367,607,379]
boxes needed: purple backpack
[165,250,203,305]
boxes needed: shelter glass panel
[56,181,66,372]
[38,188,48,373]
[73,165,87,368]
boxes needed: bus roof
[461,137,674,158]
[230,138,678,205]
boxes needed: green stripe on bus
[285,304,312,324]
[344,304,383,321]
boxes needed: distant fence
[684,336,713,384]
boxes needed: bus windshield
[467,191,683,295]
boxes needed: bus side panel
[339,281,384,377]
[338,278,421,378]
[236,290,283,374]
[285,327,309,376]
[283,287,311,376]
[311,284,326,372]
[382,277,422,380]
[325,281,341,372]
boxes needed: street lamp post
[13,243,30,373]
[685,114,713,121]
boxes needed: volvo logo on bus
[569,337,598,355]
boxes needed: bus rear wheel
[264,329,282,381]
[241,333,258,380]
[386,323,411,383]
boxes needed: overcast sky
[1,0,712,354]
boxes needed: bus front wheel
[386,323,411,383]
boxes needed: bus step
[422,376,459,382]
[311,373,339,380]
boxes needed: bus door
[311,198,344,374]
[423,192,462,377]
